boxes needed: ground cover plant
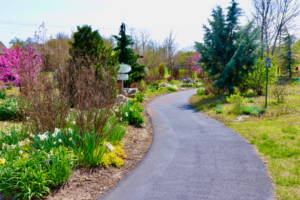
[190,83,300,199]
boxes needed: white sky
[0,0,253,50]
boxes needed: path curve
[99,89,273,200]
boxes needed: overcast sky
[0,0,253,50]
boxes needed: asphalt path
[99,89,273,200]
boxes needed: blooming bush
[0,46,42,86]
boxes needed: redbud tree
[0,46,42,86]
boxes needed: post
[265,67,269,108]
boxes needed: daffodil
[0,158,6,164]
[59,139,62,143]
[19,150,23,155]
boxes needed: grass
[190,85,300,199]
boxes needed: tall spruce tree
[195,0,259,94]
[281,33,294,79]
[113,23,147,87]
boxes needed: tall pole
[265,67,269,108]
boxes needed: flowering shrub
[0,46,42,86]
[186,52,202,72]
[117,100,144,125]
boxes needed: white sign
[117,73,129,80]
[118,63,131,73]
[106,142,114,152]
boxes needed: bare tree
[163,30,178,72]
[271,0,300,55]
[139,29,151,56]
[251,0,276,56]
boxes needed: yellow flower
[69,137,72,141]
[0,158,6,164]
[59,139,62,143]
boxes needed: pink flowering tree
[186,52,202,72]
[0,46,42,86]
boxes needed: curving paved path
[99,89,273,200]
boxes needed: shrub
[158,63,166,77]
[247,98,255,103]
[171,67,179,79]
[226,94,245,114]
[135,92,145,103]
[118,100,144,125]
[0,91,6,99]
[197,88,205,95]
[130,82,145,93]
[214,104,224,114]
[240,105,263,115]
[167,76,174,83]
[271,84,287,103]
[0,98,21,120]
[167,85,178,92]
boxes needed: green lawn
[190,85,300,199]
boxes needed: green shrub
[135,92,145,103]
[214,104,224,114]
[240,105,265,115]
[0,98,21,120]
[106,117,126,145]
[171,80,180,84]
[0,91,6,99]
[226,94,245,114]
[197,88,205,95]
[118,100,144,125]
[158,63,166,77]
[247,98,255,103]
[167,85,178,92]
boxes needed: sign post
[117,63,131,92]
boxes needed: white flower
[120,117,122,121]
[54,142,56,145]
[125,112,128,117]
[8,107,11,110]
[29,133,34,138]
[68,128,73,133]
[19,150,23,155]
[38,134,48,141]
[11,144,16,149]
[58,139,62,143]
[54,128,60,135]
[26,117,30,120]
[52,133,56,137]
[18,141,25,147]
[72,121,76,125]
[130,108,133,111]
[25,138,30,143]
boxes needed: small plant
[240,106,263,115]
[0,98,21,120]
[167,85,178,92]
[214,104,224,114]
[135,92,145,103]
[247,98,255,103]
[226,94,245,114]
[118,100,144,125]
[272,84,287,103]
[197,88,205,96]
[0,91,6,99]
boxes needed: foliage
[171,67,179,80]
[226,94,245,114]
[73,131,107,167]
[113,23,147,87]
[167,85,178,92]
[135,92,145,103]
[281,33,295,79]
[240,105,265,115]
[167,75,174,82]
[244,56,278,95]
[0,98,21,120]
[214,104,224,114]
[271,83,287,103]
[101,144,126,168]
[0,46,42,86]
[0,147,76,200]
[197,88,205,95]
[195,0,259,94]
[158,62,166,77]
[117,100,144,125]
[0,91,6,99]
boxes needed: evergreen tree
[113,23,147,87]
[281,33,295,79]
[195,0,259,94]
